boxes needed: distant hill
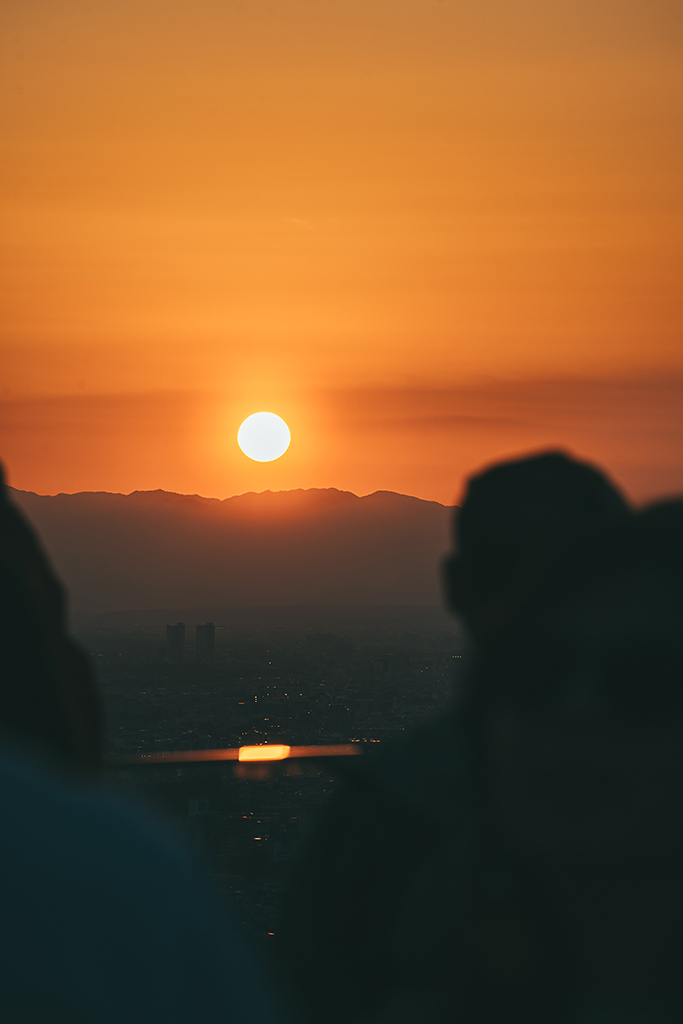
[9,487,455,613]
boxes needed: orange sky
[1,0,682,504]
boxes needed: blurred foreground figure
[0,469,282,1024]
[0,739,283,1024]
[275,451,683,1024]
[463,498,683,1023]
[0,466,102,770]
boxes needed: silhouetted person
[0,464,102,771]
[275,450,634,1024]
[0,467,284,1023]
[448,500,683,1022]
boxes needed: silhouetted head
[0,465,102,771]
[443,450,631,648]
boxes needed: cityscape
[91,607,465,938]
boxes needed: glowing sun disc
[237,412,291,462]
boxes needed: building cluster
[165,621,215,661]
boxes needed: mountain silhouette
[9,487,454,613]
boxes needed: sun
[237,412,291,462]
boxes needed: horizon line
[9,483,456,507]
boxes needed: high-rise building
[166,622,185,660]
[196,622,215,659]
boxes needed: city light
[238,744,291,761]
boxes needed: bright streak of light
[109,743,362,766]
[238,744,291,761]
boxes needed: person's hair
[0,466,102,770]
[444,450,631,644]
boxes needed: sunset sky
[1,0,681,505]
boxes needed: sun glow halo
[237,412,291,462]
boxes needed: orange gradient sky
[1,0,682,504]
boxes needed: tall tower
[196,622,215,660]
[166,622,185,660]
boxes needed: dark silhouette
[196,620,216,658]
[0,465,102,771]
[0,737,286,1024]
[443,450,630,647]
[275,450,649,1024]
[452,499,683,1022]
[166,620,186,660]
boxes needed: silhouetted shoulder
[0,738,282,1024]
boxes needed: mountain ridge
[10,484,447,507]
[8,485,456,613]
